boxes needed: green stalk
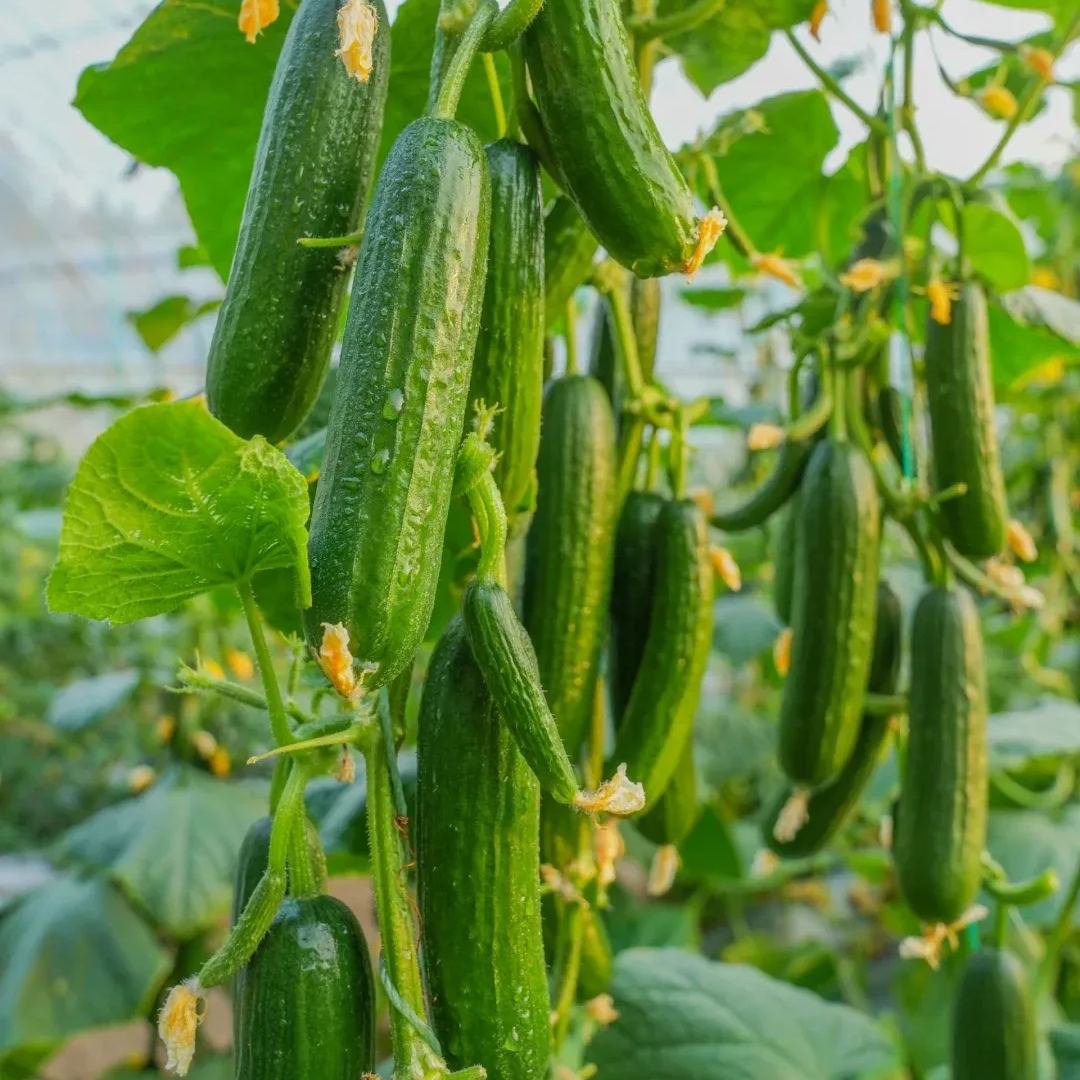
[173,663,311,725]
[551,901,586,1048]
[481,52,506,137]
[432,1,498,121]
[628,0,725,42]
[564,298,580,374]
[481,0,545,51]
[1036,859,1080,999]
[237,583,293,750]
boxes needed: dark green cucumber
[524,0,705,277]
[772,491,800,625]
[636,741,700,846]
[895,585,988,924]
[544,196,599,328]
[463,579,580,805]
[468,140,544,520]
[779,440,880,787]
[524,375,617,756]
[766,580,902,858]
[924,282,1007,559]
[952,949,1036,1080]
[417,617,550,1079]
[206,0,389,442]
[235,894,376,1080]
[305,117,490,688]
[609,498,713,810]
[591,276,662,407]
[710,437,814,533]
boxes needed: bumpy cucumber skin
[418,618,550,1080]
[468,141,544,519]
[544,196,599,328]
[766,581,902,858]
[610,498,714,809]
[305,118,490,687]
[463,579,580,805]
[924,283,1007,559]
[895,585,988,925]
[524,375,617,757]
[235,894,375,1080]
[952,949,1036,1080]
[524,0,699,277]
[591,277,662,408]
[772,490,800,625]
[779,441,880,787]
[206,0,389,442]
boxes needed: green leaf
[0,877,170,1055]
[975,0,1080,29]
[988,301,1078,391]
[47,401,311,624]
[960,202,1030,291]
[960,33,1053,124]
[75,0,298,279]
[680,286,748,311]
[588,949,900,1079]
[46,669,140,731]
[54,769,267,940]
[1000,286,1080,346]
[989,698,1080,769]
[127,295,221,353]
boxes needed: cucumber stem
[481,0,545,51]
[551,900,585,1048]
[564,297,579,374]
[431,1,498,121]
[829,365,850,442]
[238,583,293,750]
[629,0,725,43]
[481,51,506,137]
[173,662,312,725]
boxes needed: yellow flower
[840,258,893,292]
[809,0,828,41]
[574,763,646,817]
[225,648,255,681]
[238,0,279,43]
[318,622,358,699]
[1020,44,1054,82]
[1007,519,1038,563]
[926,279,960,325]
[127,765,157,794]
[1031,266,1059,290]
[773,626,793,676]
[872,0,891,33]
[647,844,681,897]
[585,993,620,1026]
[158,980,204,1076]
[208,747,231,778]
[1021,356,1064,386]
[710,546,742,592]
[747,422,785,451]
[898,905,988,970]
[979,84,1018,120]
[683,208,728,277]
[192,729,218,760]
[752,251,802,290]
[201,658,225,681]
[337,0,379,82]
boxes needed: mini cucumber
[544,196,599,328]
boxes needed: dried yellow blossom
[752,251,802,290]
[647,844,681,897]
[540,863,581,903]
[747,422,785,451]
[208,747,231,778]
[585,993,620,1026]
[1020,44,1054,82]
[773,626,793,676]
[979,85,1018,120]
[898,905,988,969]
[690,488,714,517]
[318,622,358,698]
[225,648,255,680]
[574,763,646,817]
[710,546,742,592]
[127,764,157,793]
[1007,519,1038,563]
[238,0,279,43]
[879,813,893,851]
[334,748,357,784]
[772,788,810,843]
[336,0,379,82]
[158,980,204,1076]
[783,878,831,907]
[192,729,218,760]
[201,658,226,681]
[594,821,624,887]
[750,848,780,877]
[683,208,728,277]
[926,279,960,325]
[809,0,828,40]
[872,0,891,33]
[840,258,893,292]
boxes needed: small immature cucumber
[305,117,490,688]
[766,581,902,858]
[418,617,550,1079]
[524,0,709,277]
[609,498,714,809]
[468,140,544,520]
[524,375,617,757]
[924,282,1007,559]
[235,894,376,1080]
[952,948,1036,1080]
[463,579,580,805]
[895,585,988,925]
[779,440,880,787]
[544,196,599,328]
[206,0,389,442]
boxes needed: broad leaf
[1000,286,1080,346]
[589,948,899,1079]
[989,698,1080,769]
[960,202,1030,291]
[680,286,748,311]
[0,878,170,1055]
[54,769,267,940]
[48,401,311,624]
[46,669,140,731]
[988,301,1078,390]
[978,0,1080,28]
[128,295,221,353]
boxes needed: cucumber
[779,440,880,787]
[417,617,550,1078]
[235,894,376,1080]
[544,196,599,328]
[463,578,580,805]
[772,491,800,625]
[468,140,544,520]
[710,437,815,533]
[206,0,389,442]
[636,741,700,846]
[766,580,902,857]
[609,498,713,809]
[591,276,662,408]
[524,375,617,757]
[523,0,707,277]
[952,948,1036,1080]
[306,117,490,688]
[895,585,988,924]
[924,282,1007,559]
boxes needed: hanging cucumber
[468,140,545,521]
[895,585,988,924]
[766,580,902,857]
[206,0,390,442]
[779,440,880,787]
[524,375,617,757]
[609,498,714,809]
[544,196,599,328]
[305,116,490,689]
[417,617,550,1079]
[523,0,721,277]
[235,894,376,1080]
[924,282,1007,559]
[952,948,1036,1080]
